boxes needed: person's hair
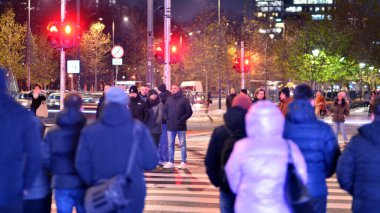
[372,90,378,96]
[254,88,266,100]
[335,94,347,107]
[33,83,42,90]
[64,93,83,109]
[172,83,180,88]
[293,84,313,100]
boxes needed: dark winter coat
[28,92,46,114]
[43,109,87,189]
[95,95,105,119]
[331,99,349,122]
[147,99,164,134]
[159,90,171,123]
[284,100,340,197]
[226,94,236,109]
[129,95,149,123]
[337,118,380,213]
[205,107,247,193]
[0,93,42,206]
[76,103,158,213]
[164,90,193,131]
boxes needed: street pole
[76,0,81,91]
[164,0,171,88]
[147,0,154,88]
[60,0,66,110]
[241,41,245,89]
[27,0,31,90]
[217,0,221,109]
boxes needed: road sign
[112,58,123,65]
[111,45,124,58]
[67,60,80,73]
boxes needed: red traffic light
[47,22,61,48]
[64,24,72,34]
[154,43,165,64]
[46,21,80,49]
[233,57,250,73]
[48,24,59,33]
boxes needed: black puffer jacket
[284,100,340,197]
[164,91,193,131]
[337,118,380,213]
[129,95,149,123]
[44,109,86,189]
[205,107,247,193]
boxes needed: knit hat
[232,94,252,110]
[149,89,159,96]
[129,85,138,94]
[240,89,248,95]
[106,87,129,105]
[294,84,313,100]
[280,87,290,98]
[64,93,82,109]
[0,68,7,93]
[157,84,167,93]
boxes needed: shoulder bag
[36,101,48,118]
[85,123,141,213]
[284,140,314,213]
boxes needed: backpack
[219,127,245,193]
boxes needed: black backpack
[219,127,245,193]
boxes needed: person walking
[369,90,378,116]
[157,84,171,166]
[146,89,164,148]
[253,88,266,103]
[205,94,252,213]
[315,90,326,118]
[225,100,307,213]
[43,94,87,213]
[337,97,380,213]
[279,87,293,116]
[226,88,236,110]
[0,68,42,213]
[28,83,46,115]
[96,84,111,119]
[128,85,149,123]
[331,92,350,144]
[76,87,158,213]
[284,84,340,213]
[163,84,193,169]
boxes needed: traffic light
[61,22,77,49]
[170,43,181,64]
[233,57,240,71]
[154,43,164,64]
[47,22,61,48]
[232,57,250,73]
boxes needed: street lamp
[312,49,320,57]
[359,63,366,100]
[311,49,320,90]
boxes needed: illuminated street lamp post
[312,49,320,91]
[359,62,366,101]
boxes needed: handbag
[85,123,141,213]
[284,140,314,213]
[36,101,48,118]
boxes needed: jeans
[334,122,348,141]
[54,189,85,213]
[167,131,187,163]
[309,196,327,213]
[219,190,235,213]
[23,192,52,213]
[158,123,169,163]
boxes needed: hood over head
[231,94,252,110]
[245,100,284,138]
[101,102,132,126]
[106,87,129,106]
[224,107,247,133]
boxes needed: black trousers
[23,192,52,213]
[151,133,161,148]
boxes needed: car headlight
[22,102,28,106]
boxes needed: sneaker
[163,162,174,169]
[178,162,187,169]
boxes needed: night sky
[128,0,244,21]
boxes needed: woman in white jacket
[225,100,308,213]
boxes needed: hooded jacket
[337,118,380,213]
[129,95,149,123]
[43,109,87,189]
[164,90,193,131]
[0,93,42,205]
[284,100,340,197]
[205,107,247,192]
[225,101,307,213]
[76,103,158,213]
[146,98,164,134]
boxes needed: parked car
[15,91,32,109]
[81,93,102,111]
[46,93,61,109]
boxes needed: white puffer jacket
[225,100,308,213]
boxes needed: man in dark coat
[96,84,111,119]
[128,85,149,123]
[157,84,171,165]
[337,97,380,213]
[44,94,87,213]
[0,68,42,212]
[225,88,236,110]
[205,94,251,213]
[163,84,193,169]
[76,87,158,213]
[284,84,340,213]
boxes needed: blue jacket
[76,103,158,213]
[337,118,380,213]
[44,109,87,189]
[284,100,340,197]
[0,93,42,205]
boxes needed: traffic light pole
[60,0,66,110]
[164,0,171,89]
[241,41,245,89]
[147,0,154,88]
